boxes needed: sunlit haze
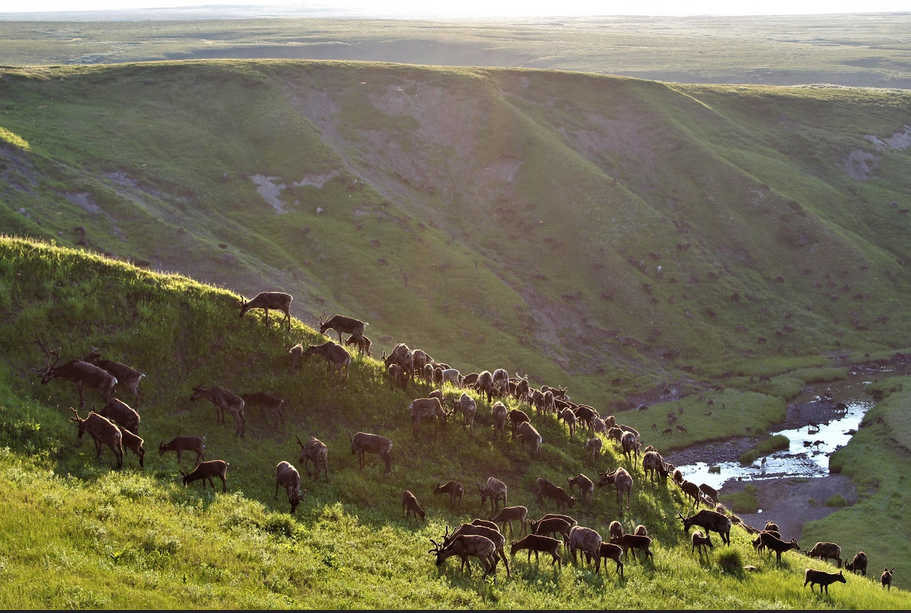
[1,0,909,18]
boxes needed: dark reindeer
[303,340,351,388]
[239,291,292,331]
[349,431,393,475]
[83,347,145,409]
[190,385,245,437]
[158,435,206,466]
[402,490,426,521]
[240,391,286,430]
[96,398,140,435]
[181,459,229,493]
[678,509,732,546]
[318,314,368,351]
[804,569,846,594]
[35,339,117,409]
[297,435,329,483]
[434,480,464,511]
[69,407,123,470]
[429,534,498,580]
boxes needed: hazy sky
[2,0,909,18]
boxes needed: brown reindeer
[882,567,895,590]
[117,426,145,469]
[36,339,117,409]
[344,334,372,357]
[240,391,286,430]
[443,523,510,577]
[804,569,846,594]
[452,393,477,434]
[510,534,562,568]
[609,533,653,563]
[642,450,670,486]
[303,340,351,388]
[69,407,123,470]
[846,551,868,576]
[190,385,245,437]
[477,477,508,515]
[491,401,508,441]
[568,525,603,572]
[516,421,543,459]
[805,541,843,568]
[239,291,292,330]
[96,397,140,435]
[691,530,714,555]
[599,542,625,577]
[318,314,368,350]
[535,478,576,512]
[83,347,144,409]
[679,509,732,546]
[434,480,464,511]
[402,490,426,521]
[158,435,206,466]
[383,343,414,383]
[490,505,528,537]
[430,534,498,579]
[349,431,393,475]
[567,474,594,506]
[408,397,451,439]
[275,460,307,514]
[182,459,229,493]
[297,435,329,483]
[757,531,800,564]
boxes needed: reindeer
[567,525,603,572]
[275,460,307,514]
[585,437,603,462]
[491,368,510,398]
[190,385,245,437]
[609,533,653,564]
[559,407,578,440]
[491,506,528,537]
[96,398,140,435]
[678,509,732,546]
[158,435,205,466]
[679,479,703,507]
[69,407,123,470]
[442,523,510,578]
[181,459,229,493]
[318,314,368,351]
[691,530,713,555]
[620,431,641,463]
[567,474,594,506]
[599,542,625,577]
[515,421,543,459]
[476,370,495,403]
[349,431,393,475]
[408,397,451,439]
[477,477,508,515]
[506,408,531,439]
[510,534,562,568]
[387,363,407,392]
[304,340,351,388]
[288,343,304,370]
[642,450,670,486]
[882,567,895,590]
[490,401,508,441]
[83,347,144,409]
[756,532,800,564]
[297,435,329,483]
[117,426,145,469]
[804,569,846,594]
[35,339,117,409]
[383,343,414,383]
[598,467,633,512]
[402,490,426,521]
[240,391,285,430]
[434,480,464,511]
[530,516,574,542]
[344,334,372,357]
[805,541,843,568]
[239,291,292,330]
[535,478,575,512]
[846,551,868,576]
[451,393,477,434]
[429,534,498,579]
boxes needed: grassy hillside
[1,60,911,411]
[0,234,910,609]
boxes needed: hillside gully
[662,361,905,542]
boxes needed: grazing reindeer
[69,407,123,470]
[429,534,498,579]
[240,391,286,430]
[691,530,714,555]
[477,477,508,515]
[568,525,603,572]
[402,490,426,521]
[443,524,510,578]
[383,343,414,383]
[318,314,368,351]
[288,343,304,370]
[190,385,245,437]
[490,505,528,537]
[344,334,372,357]
[609,533,653,564]
[96,398,140,435]
[757,532,800,564]
[599,542,625,577]
[491,401,508,441]
[515,421,543,459]
[434,480,464,511]
[451,393,477,434]
[83,347,144,409]
[36,339,117,409]
[158,435,205,466]
[679,510,732,546]
[567,474,594,506]
[846,551,867,576]
[510,534,562,568]
[303,340,351,388]
[535,478,576,512]
[117,426,145,469]
[530,516,573,541]
[239,291,292,330]
[408,397,451,439]
[882,567,895,590]
[181,459,229,493]
[297,435,329,483]
[275,460,307,514]
[804,569,846,594]
[805,541,843,568]
[642,450,670,486]
[387,363,407,392]
[598,467,633,512]
[349,431,393,475]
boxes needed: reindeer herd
[32,290,898,594]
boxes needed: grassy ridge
[1,234,910,608]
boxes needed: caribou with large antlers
[35,339,117,409]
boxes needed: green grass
[0,234,910,608]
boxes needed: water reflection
[674,385,874,492]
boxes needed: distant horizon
[2,0,910,20]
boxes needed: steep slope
[1,61,910,407]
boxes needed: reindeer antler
[296,434,305,449]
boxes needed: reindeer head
[33,338,63,383]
